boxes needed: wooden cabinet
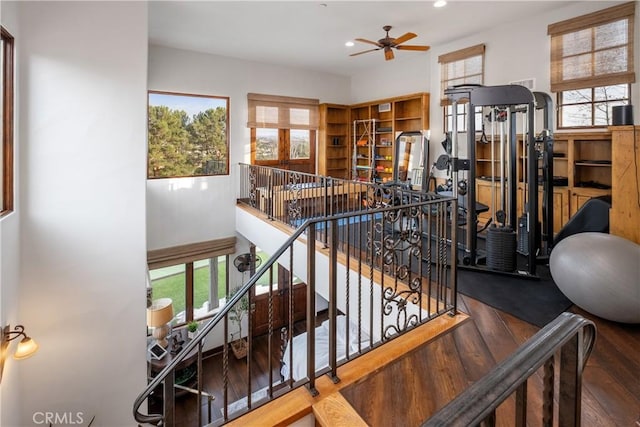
[609,125,640,244]
[476,180,502,224]
[474,131,612,234]
[555,131,612,220]
[516,183,570,234]
[318,104,350,179]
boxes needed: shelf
[394,116,422,121]
[319,103,350,179]
[575,161,611,166]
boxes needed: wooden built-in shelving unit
[318,93,429,182]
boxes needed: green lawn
[150,253,276,321]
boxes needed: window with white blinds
[549,2,635,128]
[247,93,319,130]
[548,2,635,92]
[438,44,485,106]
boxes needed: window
[147,91,229,178]
[147,237,236,325]
[558,84,630,128]
[549,2,635,128]
[248,93,318,172]
[149,257,227,325]
[444,104,484,134]
[1,27,14,216]
[438,44,485,133]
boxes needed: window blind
[147,237,236,269]
[438,44,485,106]
[247,93,319,130]
[548,2,635,92]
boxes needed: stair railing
[423,312,596,427]
[134,165,457,426]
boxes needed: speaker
[612,105,633,125]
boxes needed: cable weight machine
[444,84,554,277]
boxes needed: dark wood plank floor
[342,294,640,427]
[169,294,640,426]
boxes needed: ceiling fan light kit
[350,25,430,61]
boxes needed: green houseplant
[187,321,199,339]
[228,287,249,358]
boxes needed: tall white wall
[349,54,431,104]
[147,45,351,251]
[15,2,148,426]
[0,3,21,427]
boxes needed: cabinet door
[553,188,569,234]
[570,188,609,217]
[516,184,569,234]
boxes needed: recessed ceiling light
[434,0,447,7]
[345,41,354,47]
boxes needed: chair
[553,195,611,245]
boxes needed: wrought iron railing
[133,165,458,426]
[237,163,431,232]
[423,312,596,427]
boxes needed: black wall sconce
[0,324,39,383]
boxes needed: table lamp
[147,298,174,348]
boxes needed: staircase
[133,165,596,426]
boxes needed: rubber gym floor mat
[456,264,573,328]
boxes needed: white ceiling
[149,1,573,77]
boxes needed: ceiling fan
[350,25,430,61]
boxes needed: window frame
[247,93,318,170]
[557,84,631,129]
[1,27,14,217]
[443,103,484,134]
[147,90,230,179]
[149,255,229,327]
[548,2,635,129]
[147,237,236,326]
[438,44,485,133]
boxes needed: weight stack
[517,215,528,255]
[517,215,541,255]
[486,225,517,272]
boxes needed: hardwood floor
[169,295,640,426]
[342,294,640,427]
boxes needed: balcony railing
[133,165,458,426]
[423,312,596,427]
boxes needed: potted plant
[187,321,199,339]
[228,287,249,359]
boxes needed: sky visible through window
[149,93,226,117]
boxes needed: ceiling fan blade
[355,38,383,47]
[384,47,394,61]
[350,48,381,57]
[396,45,431,51]
[392,32,417,45]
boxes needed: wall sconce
[0,324,39,384]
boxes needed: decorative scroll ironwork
[248,166,257,209]
[286,172,303,225]
[381,205,424,339]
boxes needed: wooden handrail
[422,312,596,427]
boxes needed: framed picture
[148,343,168,360]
